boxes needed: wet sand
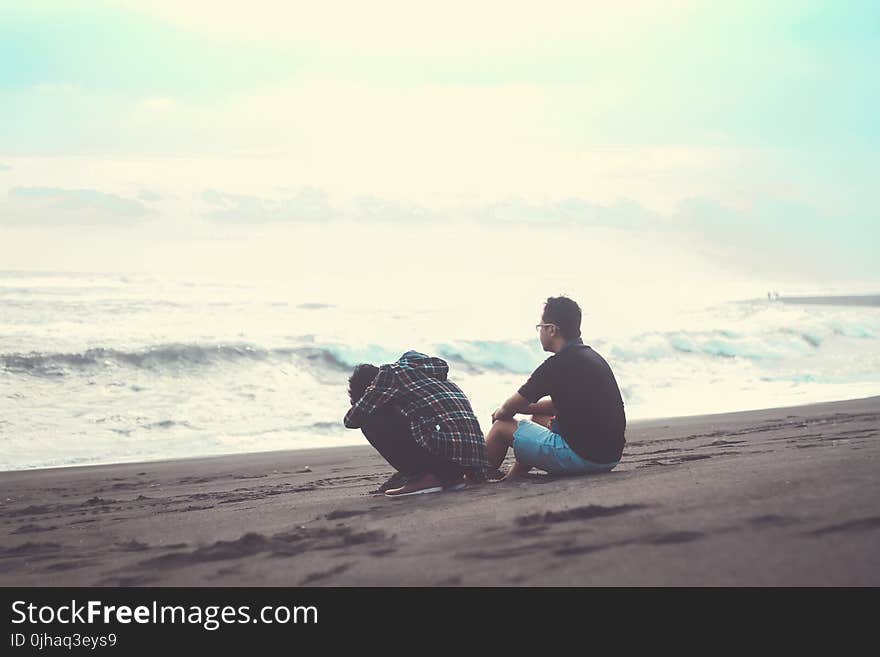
[1,395,878,586]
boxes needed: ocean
[2,266,878,471]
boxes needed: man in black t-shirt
[486,296,626,480]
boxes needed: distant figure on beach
[485,296,626,480]
[344,351,490,497]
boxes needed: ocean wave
[611,331,790,362]
[0,342,384,378]
[1,344,273,376]
[436,340,543,374]
[4,317,877,379]
[141,419,199,431]
[316,341,544,374]
[607,323,878,362]
[318,344,404,369]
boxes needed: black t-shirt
[518,338,626,463]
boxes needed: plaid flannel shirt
[344,351,489,476]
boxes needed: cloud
[471,197,660,228]
[196,186,663,229]
[1,187,153,226]
[120,0,693,54]
[352,196,440,223]
[666,196,879,280]
[0,4,296,101]
[138,189,163,202]
[201,187,334,223]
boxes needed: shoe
[384,473,444,497]
[375,471,410,494]
[442,476,467,491]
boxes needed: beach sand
[1,396,878,586]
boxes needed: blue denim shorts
[513,419,620,475]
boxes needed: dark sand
[1,396,878,586]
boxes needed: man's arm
[524,398,557,416]
[343,368,396,429]
[491,392,532,422]
[495,356,555,422]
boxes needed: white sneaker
[384,473,444,497]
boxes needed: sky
[0,0,878,288]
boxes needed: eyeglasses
[535,323,558,332]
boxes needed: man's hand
[488,460,530,482]
[492,392,530,423]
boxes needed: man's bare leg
[485,419,534,481]
[485,419,517,469]
[497,414,553,479]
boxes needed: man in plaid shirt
[344,350,490,496]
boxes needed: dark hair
[542,296,582,340]
[348,364,379,404]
